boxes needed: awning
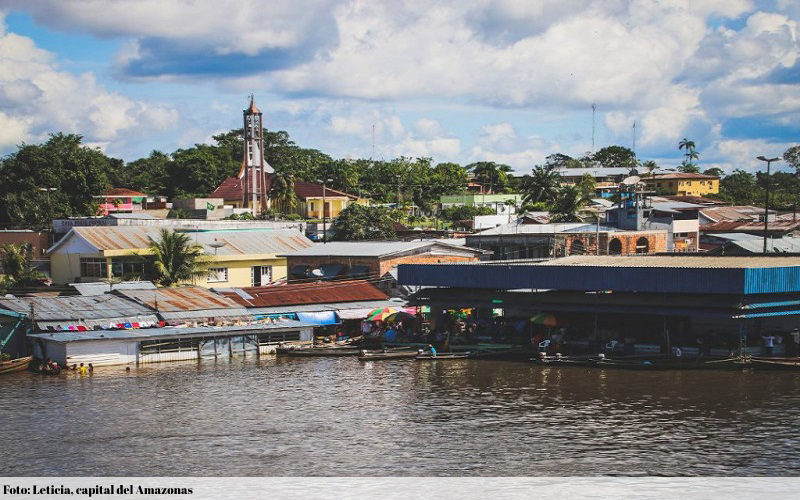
[336,308,378,320]
[296,311,339,325]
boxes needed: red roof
[211,177,357,202]
[101,188,147,197]
[218,280,388,308]
[293,181,357,200]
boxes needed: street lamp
[757,155,781,254]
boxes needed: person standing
[762,335,776,357]
[428,344,437,358]
[78,363,88,375]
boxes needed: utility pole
[757,156,781,253]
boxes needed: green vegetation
[0,243,47,288]
[144,229,209,287]
[330,204,396,241]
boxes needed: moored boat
[748,357,800,371]
[415,352,471,360]
[286,347,361,357]
[358,349,420,361]
[594,357,741,371]
[0,356,33,375]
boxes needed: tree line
[1,131,798,230]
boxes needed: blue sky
[0,0,797,174]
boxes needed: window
[208,267,229,283]
[111,259,145,278]
[80,258,107,278]
[251,265,272,287]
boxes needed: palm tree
[678,138,699,172]
[548,185,591,222]
[0,243,45,287]
[146,229,208,287]
[641,160,658,176]
[521,165,562,206]
[269,171,297,215]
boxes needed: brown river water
[2,356,800,476]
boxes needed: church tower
[240,94,273,213]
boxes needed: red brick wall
[559,232,667,256]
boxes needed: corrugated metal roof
[536,255,800,269]
[218,280,389,307]
[701,220,800,232]
[281,240,483,258]
[0,295,153,320]
[720,238,800,254]
[397,256,800,295]
[51,226,312,255]
[247,299,405,316]
[70,281,157,296]
[116,286,243,312]
[28,319,315,343]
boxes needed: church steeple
[241,94,271,213]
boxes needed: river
[2,356,799,476]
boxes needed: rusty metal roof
[0,295,153,320]
[116,286,243,312]
[218,280,389,308]
[50,226,311,254]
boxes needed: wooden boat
[0,356,33,375]
[594,357,741,371]
[285,347,361,357]
[415,352,471,361]
[358,349,421,361]
[532,355,598,367]
[748,357,800,371]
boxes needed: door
[251,265,272,287]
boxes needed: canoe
[358,349,420,361]
[285,347,361,357]
[0,356,33,375]
[594,357,741,371]
[748,357,800,371]
[532,356,598,368]
[415,352,471,360]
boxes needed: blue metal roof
[398,257,800,295]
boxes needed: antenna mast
[591,103,596,153]
[632,120,636,155]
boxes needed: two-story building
[94,188,148,216]
[47,226,313,287]
[644,173,720,196]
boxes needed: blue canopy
[296,311,339,325]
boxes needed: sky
[0,0,798,174]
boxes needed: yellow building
[645,173,720,196]
[47,226,313,287]
[210,177,368,217]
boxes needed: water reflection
[1,358,799,476]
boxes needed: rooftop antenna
[591,103,596,153]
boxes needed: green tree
[0,133,117,228]
[577,173,597,200]
[703,167,724,177]
[718,169,756,205]
[548,185,591,222]
[783,145,800,170]
[0,243,46,287]
[590,146,637,169]
[439,204,496,222]
[678,138,699,172]
[641,160,659,176]
[331,204,396,241]
[520,165,562,205]
[145,229,209,287]
[467,161,512,193]
[545,153,582,169]
[269,171,298,214]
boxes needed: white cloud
[0,16,178,154]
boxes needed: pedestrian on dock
[428,344,437,358]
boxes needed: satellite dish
[621,176,641,185]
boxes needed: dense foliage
[330,204,396,241]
